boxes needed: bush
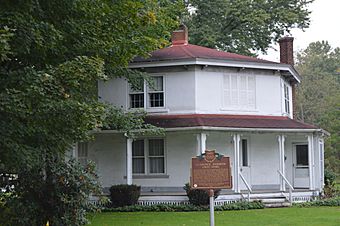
[109,184,141,207]
[183,183,220,206]
[325,169,336,186]
[294,197,340,207]
[102,200,264,212]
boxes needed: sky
[259,0,340,62]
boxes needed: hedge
[102,200,264,212]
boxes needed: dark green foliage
[109,184,141,208]
[294,197,340,207]
[325,169,337,186]
[184,0,313,55]
[183,183,220,206]
[102,200,264,212]
[0,0,183,225]
[0,160,101,226]
[296,41,340,178]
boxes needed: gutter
[93,126,328,135]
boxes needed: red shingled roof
[133,44,277,64]
[145,114,318,130]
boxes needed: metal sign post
[208,189,215,226]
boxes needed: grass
[87,207,340,226]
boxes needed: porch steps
[254,197,291,208]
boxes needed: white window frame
[128,75,165,110]
[222,73,256,110]
[77,142,88,167]
[132,138,166,175]
[283,81,290,115]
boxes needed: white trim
[129,58,301,83]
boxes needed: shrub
[109,184,141,207]
[183,183,220,206]
[101,200,264,212]
[324,169,336,186]
[294,197,340,207]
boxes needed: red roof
[145,114,318,130]
[133,44,277,64]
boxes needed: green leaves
[0,0,182,224]
[184,0,313,55]
[296,41,340,178]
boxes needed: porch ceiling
[145,114,318,130]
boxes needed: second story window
[129,79,144,108]
[223,73,256,110]
[129,76,164,109]
[148,76,164,108]
[284,83,290,114]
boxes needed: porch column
[277,135,286,191]
[126,138,133,185]
[196,133,207,155]
[233,134,241,193]
[308,134,315,190]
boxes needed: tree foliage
[296,41,340,177]
[0,0,183,225]
[184,0,313,55]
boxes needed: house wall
[195,68,283,116]
[86,131,322,192]
[98,66,292,117]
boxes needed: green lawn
[87,207,340,226]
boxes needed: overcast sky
[259,0,340,62]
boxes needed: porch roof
[145,114,318,130]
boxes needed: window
[284,82,290,114]
[132,138,165,174]
[129,79,144,108]
[241,139,249,167]
[148,76,164,107]
[129,76,164,109]
[223,73,255,109]
[296,144,308,166]
[78,142,88,167]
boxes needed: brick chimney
[279,37,294,65]
[171,24,188,45]
[279,36,297,118]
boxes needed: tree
[296,41,340,177]
[0,0,183,225]
[184,0,313,55]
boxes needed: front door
[240,139,251,190]
[293,144,309,188]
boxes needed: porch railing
[277,170,294,204]
[239,172,252,202]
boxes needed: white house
[80,25,327,205]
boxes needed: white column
[126,138,133,185]
[233,134,241,193]
[308,134,315,190]
[277,135,286,191]
[196,133,207,155]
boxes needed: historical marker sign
[191,150,232,189]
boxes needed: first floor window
[78,142,88,167]
[132,138,165,174]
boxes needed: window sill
[124,175,170,179]
[146,108,169,113]
[220,108,258,112]
[127,108,169,114]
